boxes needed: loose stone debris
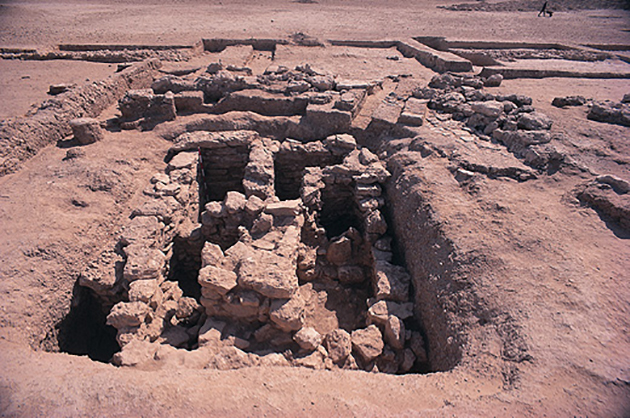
[82,123,427,373]
[69,118,104,145]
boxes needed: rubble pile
[587,99,630,127]
[79,125,428,373]
[420,72,564,170]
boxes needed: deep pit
[66,126,440,373]
[56,282,120,362]
[157,130,430,373]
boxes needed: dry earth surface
[0,0,629,417]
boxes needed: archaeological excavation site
[0,0,629,416]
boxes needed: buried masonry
[64,129,443,374]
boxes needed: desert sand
[0,0,629,416]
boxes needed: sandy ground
[0,0,630,417]
[1,0,629,47]
[0,60,117,119]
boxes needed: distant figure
[538,2,552,17]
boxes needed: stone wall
[0,59,161,176]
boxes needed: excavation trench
[57,129,461,374]
[50,52,467,373]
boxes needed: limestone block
[259,353,291,367]
[198,317,227,349]
[483,73,503,88]
[161,281,184,302]
[223,191,247,214]
[293,326,323,351]
[372,260,411,302]
[128,279,159,304]
[500,93,532,107]
[355,183,382,198]
[238,251,298,299]
[123,245,165,282]
[365,210,388,235]
[78,249,123,296]
[293,350,326,370]
[307,75,335,91]
[119,215,162,246]
[351,325,384,362]
[353,167,390,184]
[244,195,265,217]
[324,133,357,154]
[471,100,504,119]
[131,199,176,222]
[326,236,352,266]
[167,151,197,172]
[201,242,225,268]
[112,339,158,367]
[176,297,200,319]
[384,315,406,350]
[222,290,261,320]
[224,241,255,269]
[204,201,224,219]
[198,264,238,297]
[269,295,306,332]
[359,148,379,165]
[264,200,302,217]
[286,80,311,94]
[48,83,74,95]
[367,300,414,325]
[503,101,518,114]
[325,329,352,364]
[69,118,104,145]
[107,301,150,329]
[358,197,384,212]
[517,112,553,130]
[251,212,274,235]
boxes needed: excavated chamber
[55,128,463,374]
[53,55,462,373]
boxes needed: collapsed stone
[351,325,384,362]
[587,100,630,127]
[552,96,586,107]
[69,60,434,375]
[69,118,104,145]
